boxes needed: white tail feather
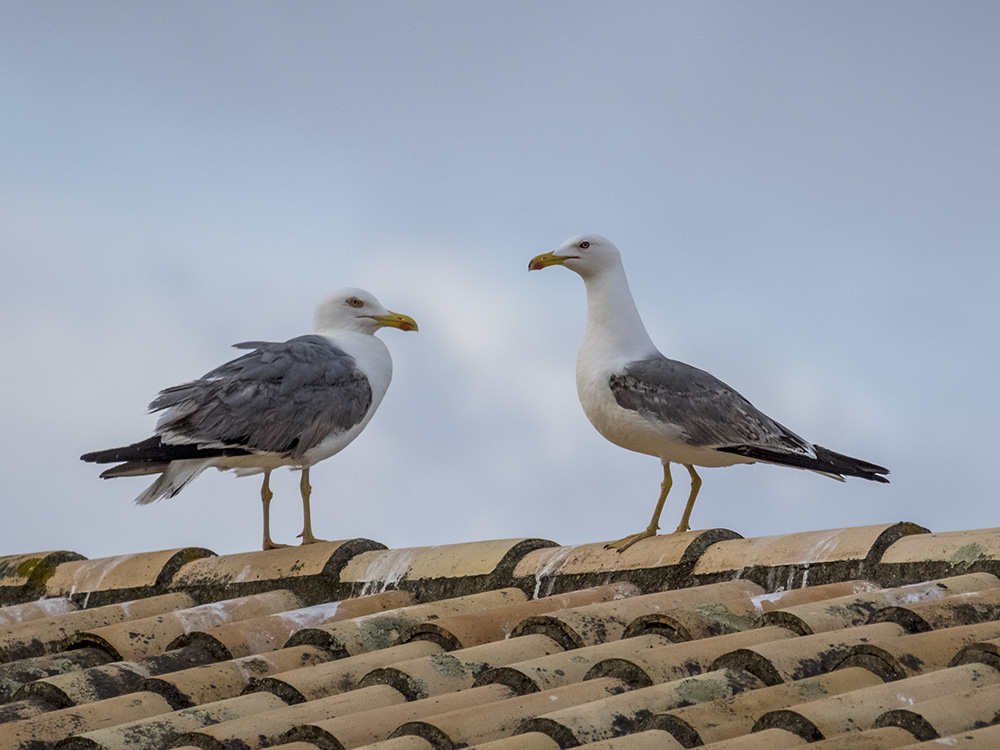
[134,460,210,505]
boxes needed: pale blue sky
[2,2,998,557]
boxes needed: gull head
[528,234,621,279]
[314,288,418,336]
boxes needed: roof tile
[0,592,194,662]
[753,662,1000,741]
[173,683,408,749]
[66,589,302,661]
[340,539,555,600]
[142,644,331,708]
[519,668,762,746]
[463,732,563,750]
[0,597,78,628]
[686,726,808,749]
[712,621,906,684]
[168,538,384,603]
[45,548,213,605]
[867,585,1000,632]
[5,523,1000,749]
[400,582,638,649]
[0,551,86,605]
[880,528,1000,582]
[586,625,798,687]
[0,690,175,749]
[514,580,763,649]
[360,633,562,700]
[693,523,927,588]
[0,647,112,703]
[890,723,1000,749]
[642,666,884,746]
[800,725,917,749]
[254,640,445,703]
[511,529,742,595]
[170,589,414,659]
[477,633,672,693]
[873,682,1000,741]
[281,684,518,749]
[285,588,528,657]
[760,572,1000,635]
[835,619,1000,680]
[752,580,882,613]
[389,677,629,748]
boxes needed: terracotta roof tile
[835,619,1000,679]
[518,668,762,746]
[359,633,563,700]
[0,647,112,703]
[170,589,414,659]
[873,682,1000,741]
[174,683,410,749]
[513,580,762,650]
[0,690,176,749]
[879,528,1000,582]
[867,585,1000,632]
[693,523,927,588]
[66,589,302,661]
[400,582,638,649]
[339,539,555,600]
[281,684,519,749]
[463,732,562,750]
[0,551,86,604]
[759,572,1000,635]
[45,549,213,605]
[586,625,798,687]
[14,651,211,708]
[641,667,884,746]
[711,622,907,684]
[890,723,1000,749]
[168,539,384,603]
[142,644,331,708]
[753,662,1000,741]
[478,633,672,693]
[4,522,1000,749]
[389,677,630,748]
[752,580,882,612]
[253,640,445,703]
[285,587,528,657]
[804,725,918,749]
[690,726,808,749]
[0,592,194,662]
[511,530,741,595]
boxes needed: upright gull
[529,235,888,552]
[82,288,417,550]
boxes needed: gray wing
[149,334,373,459]
[609,356,814,456]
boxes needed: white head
[313,288,418,336]
[528,234,623,280]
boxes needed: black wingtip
[717,443,890,483]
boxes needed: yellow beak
[528,252,570,271]
[372,311,418,332]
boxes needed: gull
[82,288,417,550]
[530,235,888,552]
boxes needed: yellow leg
[605,463,674,553]
[260,471,289,550]
[297,468,326,545]
[675,464,702,533]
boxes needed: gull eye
[579,241,591,249]
[346,297,364,308]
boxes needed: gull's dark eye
[579,241,591,249]
[347,297,364,308]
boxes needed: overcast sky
[2,2,998,559]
